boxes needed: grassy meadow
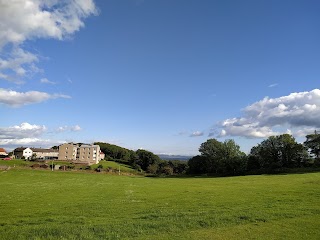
[0,167,319,239]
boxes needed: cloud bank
[0,122,79,150]
[0,122,50,149]
[214,89,320,138]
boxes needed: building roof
[0,148,7,153]
[14,147,30,152]
[14,147,58,153]
[31,148,58,153]
[79,145,99,148]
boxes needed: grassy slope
[0,169,319,239]
[0,159,138,174]
[91,161,138,174]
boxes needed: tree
[304,131,320,159]
[188,155,209,174]
[95,142,131,162]
[249,134,307,169]
[168,160,188,174]
[190,138,247,175]
[136,149,161,171]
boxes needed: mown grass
[0,169,319,239]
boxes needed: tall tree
[191,138,247,175]
[249,134,307,169]
[136,149,161,171]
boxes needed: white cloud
[0,88,71,107]
[40,78,56,84]
[71,125,82,131]
[0,0,98,47]
[0,122,65,150]
[56,126,69,132]
[213,89,320,138]
[0,47,40,83]
[0,122,46,140]
[0,0,98,83]
[190,131,204,137]
[56,125,82,132]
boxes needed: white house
[14,147,33,159]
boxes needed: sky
[0,0,320,156]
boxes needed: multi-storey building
[58,143,78,161]
[58,143,101,165]
[76,144,101,165]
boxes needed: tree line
[95,131,320,176]
[189,131,320,176]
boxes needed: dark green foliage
[168,160,188,174]
[136,149,161,171]
[190,138,247,175]
[95,142,132,163]
[249,134,308,170]
[304,131,320,158]
[188,155,210,174]
[95,142,162,173]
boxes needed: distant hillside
[157,154,193,161]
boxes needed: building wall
[58,143,78,161]
[34,150,59,159]
[58,143,101,165]
[77,145,101,164]
[22,148,33,159]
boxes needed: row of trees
[94,142,188,175]
[96,131,319,176]
[189,131,320,176]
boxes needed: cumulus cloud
[0,122,46,140]
[0,0,97,83]
[213,89,320,138]
[0,88,71,107]
[190,131,204,137]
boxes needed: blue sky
[0,0,319,155]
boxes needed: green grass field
[0,168,319,239]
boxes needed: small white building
[13,147,59,160]
[14,147,33,159]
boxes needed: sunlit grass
[0,169,319,239]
